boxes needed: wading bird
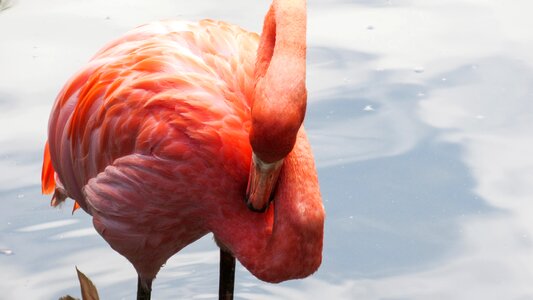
[41,0,324,299]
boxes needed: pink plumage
[42,1,324,298]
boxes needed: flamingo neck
[212,131,324,283]
[254,0,307,81]
[250,0,307,163]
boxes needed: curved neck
[212,130,324,282]
[255,0,307,81]
[250,0,307,163]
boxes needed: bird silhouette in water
[41,0,324,299]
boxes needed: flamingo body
[42,18,324,285]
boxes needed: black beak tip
[245,196,268,213]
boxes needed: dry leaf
[76,267,100,300]
[58,296,78,300]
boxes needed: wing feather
[41,141,56,194]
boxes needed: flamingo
[41,0,324,299]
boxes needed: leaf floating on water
[413,66,425,73]
[0,0,13,11]
[0,248,13,255]
[363,105,375,112]
[58,268,98,300]
[76,267,100,300]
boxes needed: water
[1,0,533,299]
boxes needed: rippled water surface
[2,0,533,299]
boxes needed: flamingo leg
[137,276,153,300]
[219,248,236,300]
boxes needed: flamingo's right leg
[137,276,152,300]
[219,248,236,300]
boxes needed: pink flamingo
[41,0,324,299]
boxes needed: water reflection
[2,0,533,299]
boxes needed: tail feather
[72,201,81,213]
[41,141,56,195]
[43,141,81,213]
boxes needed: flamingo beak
[245,153,284,212]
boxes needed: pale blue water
[2,0,533,299]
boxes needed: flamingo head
[246,0,307,211]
